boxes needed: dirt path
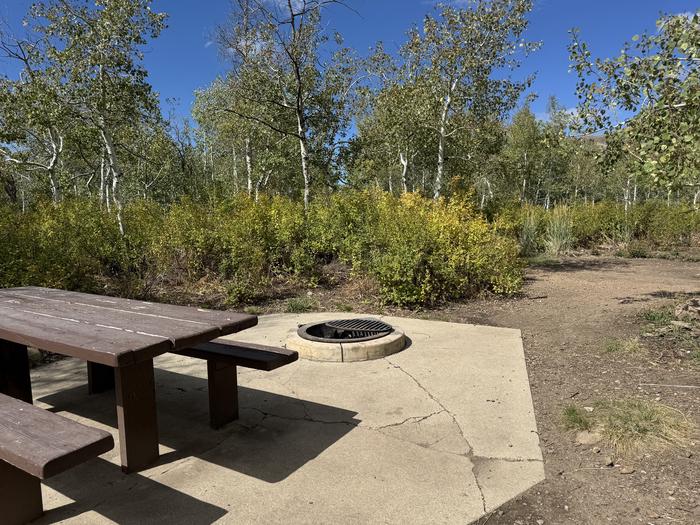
[430,257,700,525]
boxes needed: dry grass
[564,399,696,455]
[604,337,644,353]
[595,399,695,454]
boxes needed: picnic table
[0,286,257,473]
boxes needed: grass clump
[243,306,263,315]
[563,400,696,455]
[640,307,675,326]
[285,296,318,313]
[604,337,643,353]
[519,211,540,256]
[563,405,592,431]
[544,206,574,256]
[595,399,695,454]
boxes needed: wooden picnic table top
[0,287,258,367]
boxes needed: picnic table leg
[0,339,33,403]
[115,359,159,473]
[87,362,115,394]
[0,460,43,525]
[208,361,239,429]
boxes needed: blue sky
[1,0,697,123]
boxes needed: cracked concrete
[32,313,543,524]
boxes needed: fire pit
[286,318,406,362]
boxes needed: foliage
[510,201,700,255]
[0,192,522,307]
[570,11,700,190]
[0,199,124,290]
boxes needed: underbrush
[509,201,700,257]
[0,191,522,308]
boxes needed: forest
[0,0,698,307]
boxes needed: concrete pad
[29,313,543,524]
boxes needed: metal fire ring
[297,318,394,343]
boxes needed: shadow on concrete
[39,458,227,525]
[38,366,360,484]
[529,257,630,273]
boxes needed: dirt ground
[430,257,700,525]
[273,256,699,525]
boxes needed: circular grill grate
[298,318,394,343]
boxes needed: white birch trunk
[434,79,457,200]
[295,106,311,210]
[399,152,408,194]
[232,146,238,193]
[100,125,124,235]
[245,137,253,196]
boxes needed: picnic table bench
[88,339,299,429]
[0,286,260,472]
[0,393,114,525]
[173,339,298,428]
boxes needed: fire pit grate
[297,318,394,343]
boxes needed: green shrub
[0,199,124,291]
[0,191,524,308]
[365,193,522,306]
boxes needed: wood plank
[0,304,170,366]
[0,460,43,525]
[0,341,33,403]
[0,394,114,479]
[207,361,239,429]
[115,359,159,473]
[2,288,258,336]
[173,339,298,371]
[0,292,222,350]
[87,362,115,394]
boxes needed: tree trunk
[47,128,63,204]
[232,146,238,193]
[296,111,311,210]
[434,79,457,200]
[99,154,106,206]
[245,138,253,196]
[399,152,409,194]
[299,135,311,209]
[99,125,124,235]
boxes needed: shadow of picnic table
[38,366,359,483]
[35,363,360,523]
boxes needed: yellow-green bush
[0,191,524,307]
[0,199,124,291]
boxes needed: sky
[0,0,697,124]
